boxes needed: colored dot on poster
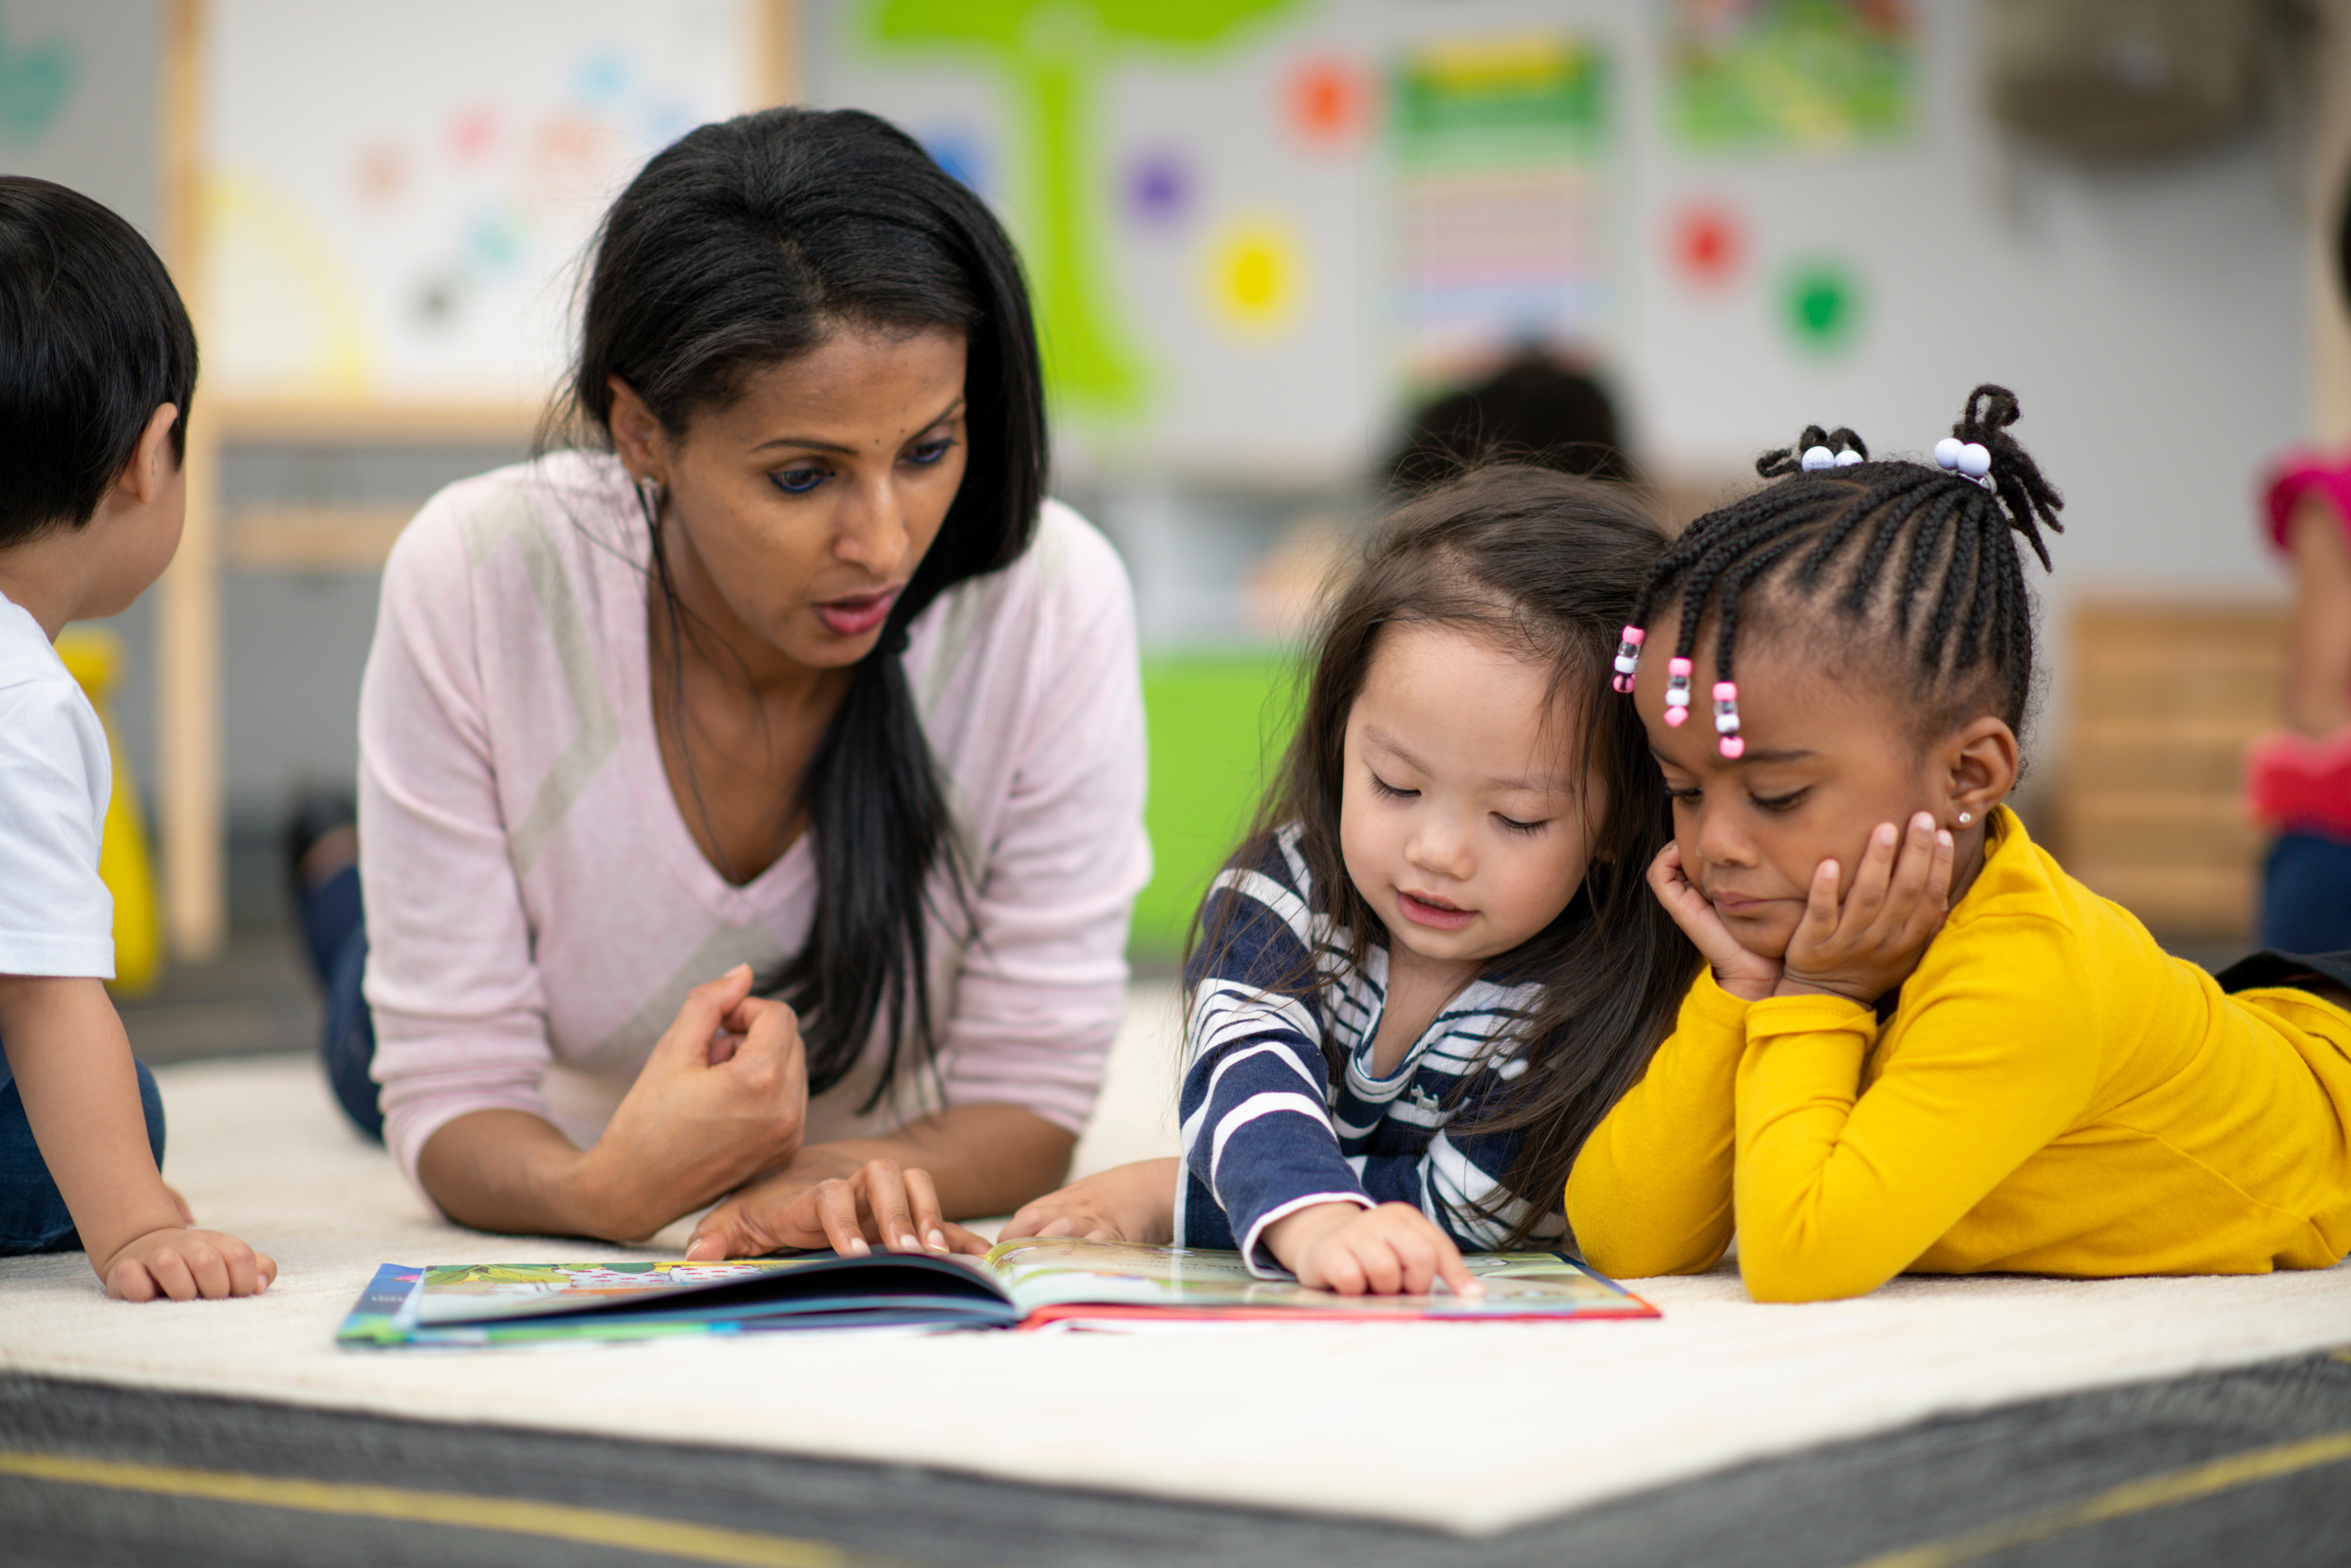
[1784,261,1861,351]
[1287,56,1371,147]
[448,106,496,164]
[1127,150,1189,226]
[1205,219,1302,335]
[1670,202,1743,288]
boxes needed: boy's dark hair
[0,177,197,547]
[543,106,1045,1109]
[1630,383,2065,745]
[1195,464,1696,1245]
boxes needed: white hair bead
[1957,442,1991,478]
[1933,437,1964,470]
[1801,445,1836,472]
[1835,448,1863,467]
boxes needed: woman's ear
[605,375,668,484]
[1943,716,2020,824]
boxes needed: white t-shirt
[0,591,115,1090]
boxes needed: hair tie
[1933,437,1992,487]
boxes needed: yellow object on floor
[54,626,161,996]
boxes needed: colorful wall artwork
[864,0,1300,419]
[199,0,766,411]
[0,2,75,150]
[1667,0,1916,153]
[1391,34,1608,380]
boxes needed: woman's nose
[834,475,912,576]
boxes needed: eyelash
[1662,784,1807,813]
[769,435,958,497]
[1374,775,1546,833]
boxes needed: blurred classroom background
[2,0,2338,1047]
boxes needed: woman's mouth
[813,588,899,640]
[1396,889,1475,932]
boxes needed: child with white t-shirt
[0,177,273,1299]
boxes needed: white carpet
[3,981,2348,1536]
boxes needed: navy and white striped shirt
[1175,825,1567,1275]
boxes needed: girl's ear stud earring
[1612,625,1645,694]
[1956,811,1974,827]
[1664,658,1693,725]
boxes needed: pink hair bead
[1663,657,1692,726]
[1611,625,1646,694]
[1712,681,1744,757]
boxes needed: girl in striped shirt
[1011,466,1696,1292]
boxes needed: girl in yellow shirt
[1571,384,2351,1302]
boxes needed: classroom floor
[40,919,2342,1567]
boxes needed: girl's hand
[684,1155,992,1261]
[1647,841,1781,1001]
[1005,1157,1178,1244]
[1261,1201,1483,1297]
[1777,812,1954,1006]
[99,1227,276,1301]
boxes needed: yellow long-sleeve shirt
[1567,808,2351,1301]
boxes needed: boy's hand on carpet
[99,1227,276,1301]
[1648,842,1780,1001]
[684,1157,992,1261]
[1004,1157,1178,1244]
[1263,1202,1482,1298]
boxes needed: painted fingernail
[927,1229,948,1251]
[847,1238,869,1257]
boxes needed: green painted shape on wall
[1133,650,1303,959]
[0,5,78,148]
[865,0,1296,417]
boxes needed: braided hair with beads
[1614,384,2064,755]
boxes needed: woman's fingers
[659,964,756,1066]
[939,1222,994,1257]
[855,1159,921,1253]
[812,1178,871,1258]
[901,1167,949,1253]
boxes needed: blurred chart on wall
[0,1,78,151]
[1391,33,1607,383]
[1667,0,1916,153]
[196,0,773,420]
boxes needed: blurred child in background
[1011,466,1695,1288]
[0,177,276,1299]
[2247,166,2351,953]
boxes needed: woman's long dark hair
[545,106,1047,1106]
[1194,465,1698,1244]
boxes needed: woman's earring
[636,474,663,529]
[1956,811,1974,827]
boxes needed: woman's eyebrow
[749,398,968,457]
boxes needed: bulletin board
[184,0,790,434]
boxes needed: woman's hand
[684,1154,992,1260]
[98,1226,276,1302]
[1776,813,1954,1006]
[1004,1157,1179,1244]
[1648,841,1781,1001]
[1261,1201,1482,1297]
[562,964,810,1240]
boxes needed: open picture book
[337,1238,1658,1346]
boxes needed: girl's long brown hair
[1190,464,1698,1245]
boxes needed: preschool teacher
[303,107,1149,1257]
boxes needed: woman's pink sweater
[358,452,1151,1201]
